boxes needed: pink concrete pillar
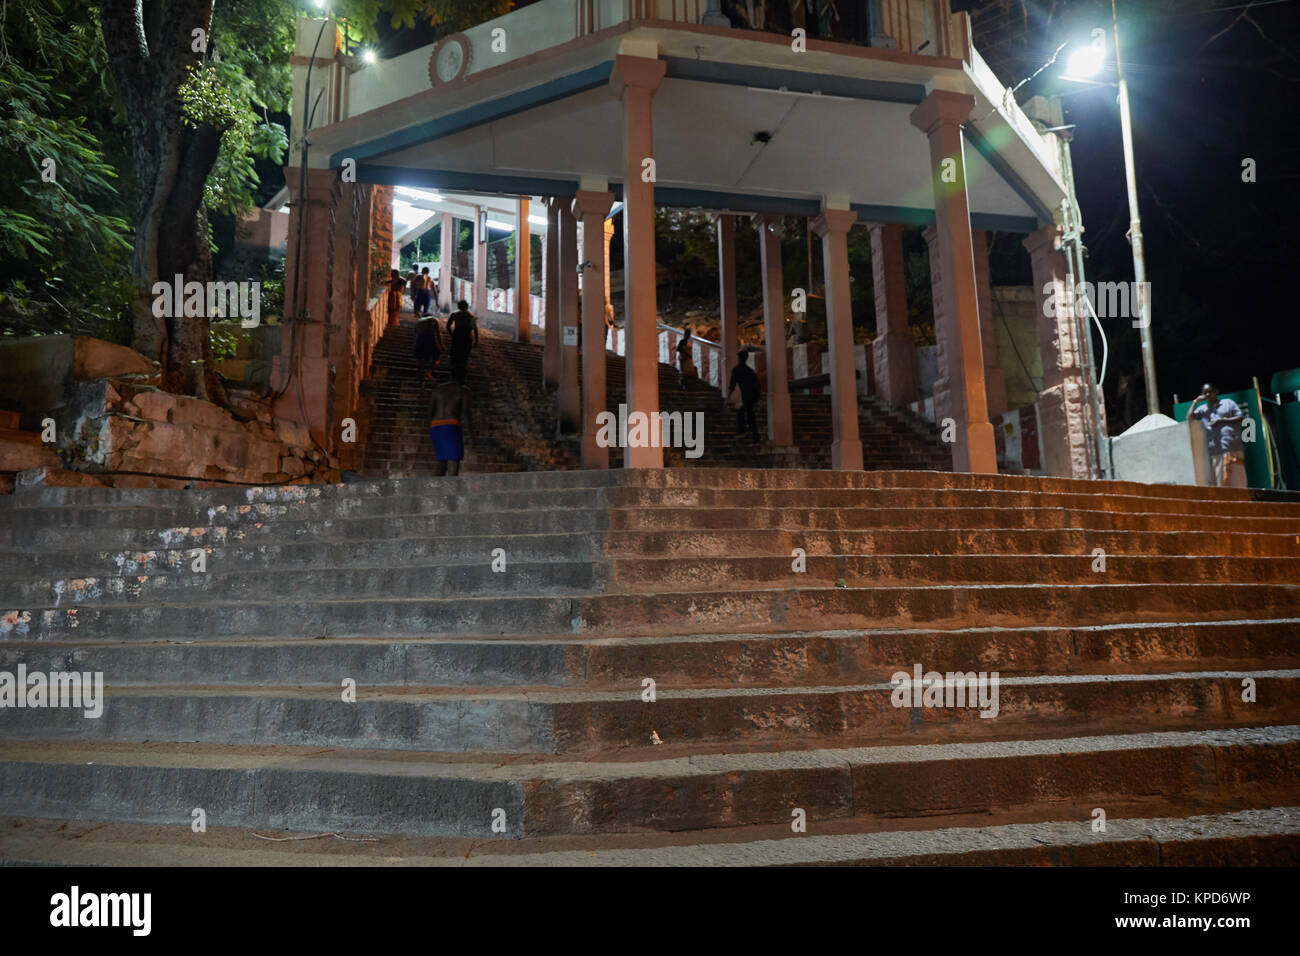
[515,198,531,343]
[439,212,454,311]
[610,54,667,468]
[557,201,581,434]
[910,91,996,473]
[543,198,561,389]
[1024,224,1092,478]
[472,205,487,315]
[868,222,919,406]
[715,213,739,401]
[921,225,956,423]
[575,190,615,468]
[275,165,338,443]
[603,217,615,326]
[753,214,792,447]
[811,208,864,471]
[972,229,1007,417]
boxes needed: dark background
[968,0,1300,424]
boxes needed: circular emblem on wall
[429,33,472,86]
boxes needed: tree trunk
[100,0,227,404]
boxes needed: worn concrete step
[1,671,1293,754]
[8,507,612,551]
[607,505,1300,534]
[0,469,624,509]
[0,593,582,640]
[6,619,1295,688]
[607,485,1300,518]
[7,547,1295,599]
[606,554,1300,589]
[0,532,604,577]
[599,527,1300,559]
[5,525,1291,579]
[6,583,1299,641]
[4,805,1295,866]
[578,583,1300,636]
[0,560,603,606]
[617,467,1300,503]
[0,487,633,534]
[0,726,1293,837]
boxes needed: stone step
[6,582,1299,640]
[605,505,1300,534]
[0,726,1293,837]
[577,583,1300,637]
[6,619,1296,688]
[6,507,613,551]
[9,493,1295,551]
[18,551,1291,610]
[4,805,1295,866]
[0,560,603,606]
[605,553,1300,588]
[600,527,1300,559]
[0,671,1293,754]
[1,487,637,532]
[7,524,1291,580]
[2,469,625,509]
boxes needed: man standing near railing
[677,325,698,391]
[1187,383,1247,488]
[728,348,762,443]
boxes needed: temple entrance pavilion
[282,2,1080,474]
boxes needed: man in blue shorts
[428,366,473,476]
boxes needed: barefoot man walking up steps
[428,366,474,476]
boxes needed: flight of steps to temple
[354,321,950,476]
[2,468,1298,865]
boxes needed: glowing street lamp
[1063,29,1106,82]
[1063,5,1158,416]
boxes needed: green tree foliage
[0,0,133,337]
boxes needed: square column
[715,213,739,401]
[1024,224,1092,478]
[910,90,997,473]
[753,214,792,447]
[972,230,1007,417]
[542,198,561,389]
[575,190,615,467]
[921,225,957,424]
[275,165,338,441]
[557,202,581,433]
[610,53,667,467]
[438,213,454,311]
[868,222,918,406]
[515,198,531,342]
[603,217,615,330]
[472,205,487,316]
[811,207,864,470]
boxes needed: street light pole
[1112,0,1159,415]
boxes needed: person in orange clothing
[386,269,406,327]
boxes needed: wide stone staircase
[1,468,1298,865]
[354,322,950,476]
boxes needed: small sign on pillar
[563,326,578,346]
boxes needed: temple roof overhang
[305,15,1067,233]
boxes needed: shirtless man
[428,366,473,476]
[447,299,479,379]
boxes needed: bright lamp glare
[1066,44,1104,78]
[363,49,376,64]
